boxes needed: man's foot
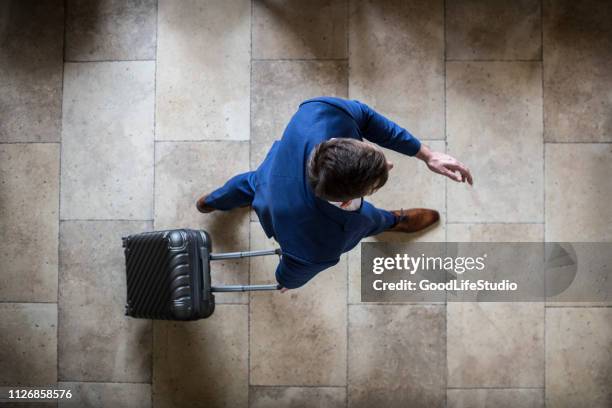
[196,194,216,213]
[387,208,440,233]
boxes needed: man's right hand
[416,144,473,185]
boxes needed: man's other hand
[416,145,473,185]
[279,287,289,293]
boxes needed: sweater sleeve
[275,252,339,289]
[353,100,422,156]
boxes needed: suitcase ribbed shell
[123,229,213,320]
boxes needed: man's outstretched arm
[355,100,473,185]
[355,100,422,156]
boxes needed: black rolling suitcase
[122,229,280,320]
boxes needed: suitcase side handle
[208,248,282,292]
[209,248,281,260]
[210,284,281,292]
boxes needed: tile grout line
[541,0,546,404]
[250,384,348,389]
[348,302,447,306]
[445,59,543,62]
[252,58,349,62]
[57,0,68,387]
[6,300,606,308]
[0,141,61,145]
[151,0,160,405]
[248,0,253,403]
[64,59,156,63]
[348,301,612,310]
[446,221,545,225]
[155,139,250,143]
[447,386,545,390]
[443,0,449,405]
[545,305,612,308]
[59,379,153,385]
[59,219,154,222]
[544,141,612,144]
[345,1,350,406]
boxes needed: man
[196,97,472,291]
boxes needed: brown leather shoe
[196,194,216,213]
[387,208,440,233]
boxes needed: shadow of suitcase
[122,229,280,320]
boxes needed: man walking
[196,97,472,291]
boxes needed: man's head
[307,138,392,202]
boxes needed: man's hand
[416,145,473,185]
[279,287,289,293]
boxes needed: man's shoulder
[299,96,360,116]
[300,96,347,106]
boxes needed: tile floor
[0,0,611,407]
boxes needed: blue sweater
[252,97,421,288]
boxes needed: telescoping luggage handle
[208,248,282,292]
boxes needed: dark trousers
[205,171,397,236]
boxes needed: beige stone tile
[446,0,541,60]
[447,223,544,242]
[156,0,250,141]
[447,302,544,387]
[543,0,612,142]
[349,0,444,140]
[447,62,543,223]
[153,305,248,408]
[0,0,63,142]
[447,388,544,408]
[154,141,250,303]
[60,61,155,220]
[348,305,446,407]
[250,223,347,386]
[58,382,151,408]
[545,144,612,242]
[58,221,152,382]
[65,0,157,61]
[251,60,348,169]
[252,0,347,59]
[544,148,612,302]
[250,386,345,408]
[0,303,57,385]
[546,307,612,407]
[0,144,59,302]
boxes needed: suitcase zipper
[189,229,203,318]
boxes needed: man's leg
[361,202,399,236]
[196,171,256,212]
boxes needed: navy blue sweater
[252,97,421,288]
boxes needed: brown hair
[307,139,389,202]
